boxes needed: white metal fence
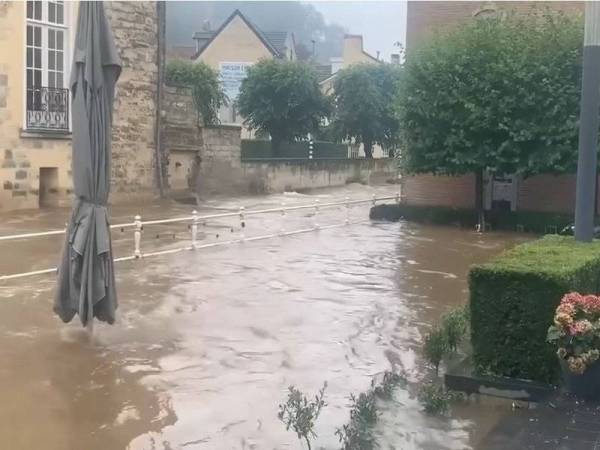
[0,194,399,282]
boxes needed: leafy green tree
[166,60,227,126]
[332,63,401,158]
[397,11,583,223]
[237,59,330,155]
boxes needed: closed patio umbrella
[54,2,121,327]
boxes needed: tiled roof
[315,64,333,82]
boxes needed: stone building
[0,0,164,211]
[402,1,587,214]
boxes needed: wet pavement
[0,185,531,449]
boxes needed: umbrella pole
[86,317,94,338]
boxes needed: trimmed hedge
[369,204,575,234]
[241,139,348,159]
[470,236,600,383]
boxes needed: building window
[25,0,69,132]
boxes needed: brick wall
[406,1,583,50]
[402,174,475,209]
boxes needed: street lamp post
[575,2,600,242]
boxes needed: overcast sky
[308,1,406,61]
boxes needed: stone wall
[239,159,397,194]
[163,85,202,192]
[0,1,162,211]
[105,1,159,200]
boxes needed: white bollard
[239,206,245,241]
[372,194,377,206]
[395,191,400,204]
[134,214,142,258]
[191,210,198,249]
[280,202,286,235]
[313,199,320,230]
[345,196,350,225]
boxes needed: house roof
[192,10,292,60]
[315,64,333,82]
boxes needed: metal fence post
[372,194,377,206]
[313,199,320,229]
[239,206,245,241]
[280,202,286,235]
[134,215,142,258]
[345,196,350,225]
[191,210,198,249]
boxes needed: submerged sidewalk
[481,394,600,450]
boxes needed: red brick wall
[518,174,576,213]
[402,174,475,209]
[403,173,600,214]
[406,1,583,50]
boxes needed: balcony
[26,86,69,132]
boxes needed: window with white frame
[25,0,70,131]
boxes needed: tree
[397,11,583,225]
[332,63,401,158]
[166,60,227,126]
[237,59,330,154]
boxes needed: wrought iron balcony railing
[26,86,70,132]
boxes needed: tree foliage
[397,11,583,177]
[237,59,330,153]
[166,60,227,126]
[332,63,401,158]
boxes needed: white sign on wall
[219,62,252,101]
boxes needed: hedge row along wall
[241,139,348,159]
[469,236,600,383]
[369,204,574,234]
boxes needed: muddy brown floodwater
[0,185,528,450]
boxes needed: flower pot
[560,358,600,401]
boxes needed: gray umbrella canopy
[54,2,122,326]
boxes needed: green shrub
[165,60,227,126]
[418,382,463,415]
[441,306,469,352]
[470,236,600,383]
[423,327,449,376]
[336,391,378,450]
[278,383,327,450]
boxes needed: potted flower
[547,292,600,400]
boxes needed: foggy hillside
[166,1,347,62]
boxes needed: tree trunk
[364,139,373,159]
[475,169,485,232]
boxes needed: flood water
[0,185,528,450]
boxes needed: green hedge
[241,139,348,159]
[372,204,574,234]
[470,236,600,383]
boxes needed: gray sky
[308,1,406,61]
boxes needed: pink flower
[581,295,600,314]
[568,319,593,336]
[562,292,584,306]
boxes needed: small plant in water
[278,383,327,450]
[373,371,406,400]
[424,327,448,376]
[336,391,378,450]
[336,371,406,450]
[441,306,469,353]
[418,382,463,415]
